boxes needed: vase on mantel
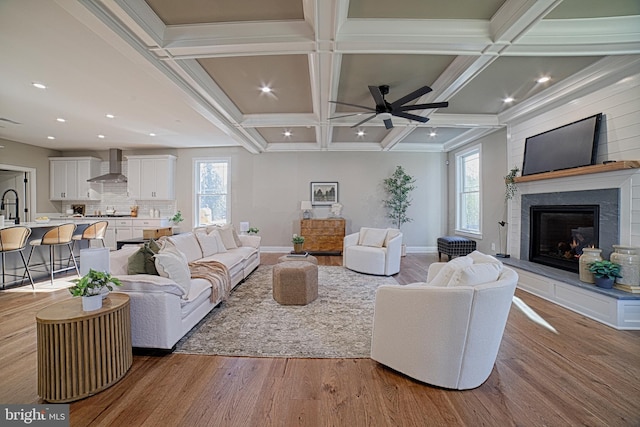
[579,248,602,283]
[610,245,640,286]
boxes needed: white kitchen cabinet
[50,157,101,200]
[126,155,176,200]
[104,219,134,250]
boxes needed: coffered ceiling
[0,0,638,154]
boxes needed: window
[456,146,481,236]
[194,158,230,227]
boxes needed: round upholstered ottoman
[277,254,318,265]
[272,261,318,305]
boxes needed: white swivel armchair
[371,258,518,390]
[343,227,402,276]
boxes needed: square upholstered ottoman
[272,261,318,305]
[437,236,477,261]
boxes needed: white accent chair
[343,227,402,276]
[371,255,518,390]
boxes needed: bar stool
[69,221,108,265]
[0,226,34,289]
[26,223,80,285]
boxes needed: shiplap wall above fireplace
[506,72,640,258]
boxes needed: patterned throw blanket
[188,260,232,303]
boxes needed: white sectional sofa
[110,227,260,350]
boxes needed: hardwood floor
[1,254,639,426]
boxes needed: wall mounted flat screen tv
[522,113,602,176]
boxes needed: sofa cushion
[428,256,473,287]
[165,233,203,263]
[468,250,503,268]
[127,240,161,275]
[207,229,227,253]
[155,246,191,298]
[115,274,187,298]
[217,224,238,249]
[447,262,503,287]
[358,227,388,247]
[110,246,141,276]
[180,278,214,318]
[195,232,219,257]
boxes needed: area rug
[175,265,399,358]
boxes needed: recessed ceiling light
[503,97,514,103]
[105,114,115,119]
[283,130,292,137]
[537,76,550,83]
[261,86,272,93]
[149,133,156,137]
[98,134,105,139]
[56,118,66,123]
[356,130,365,137]
[32,82,46,89]
[429,130,437,137]
[47,136,55,140]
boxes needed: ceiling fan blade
[383,118,394,129]
[329,100,376,112]
[397,101,449,111]
[368,85,386,108]
[329,112,365,120]
[350,114,377,128]
[392,111,429,123]
[390,86,432,108]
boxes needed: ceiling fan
[329,85,449,129]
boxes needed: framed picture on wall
[311,182,338,206]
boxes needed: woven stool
[272,261,318,305]
[437,236,476,261]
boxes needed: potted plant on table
[292,234,305,253]
[248,227,260,235]
[69,269,122,311]
[588,260,622,289]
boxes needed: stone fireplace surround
[504,166,640,330]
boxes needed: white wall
[447,128,508,255]
[507,72,640,253]
[174,148,448,250]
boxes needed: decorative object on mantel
[579,247,603,283]
[301,201,313,219]
[588,260,622,289]
[69,269,122,311]
[496,221,510,258]
[610,245,640,289]
[292,234,305,254]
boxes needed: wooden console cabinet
[301,219,345,254]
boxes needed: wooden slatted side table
[300,218,345,254]
[36,293,132,403]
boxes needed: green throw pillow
[127,240,160,275]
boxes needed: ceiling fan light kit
[330,84,449,130]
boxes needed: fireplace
[529,205,599,272]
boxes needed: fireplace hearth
[529,205,599,272]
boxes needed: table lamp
[301,201,313,219]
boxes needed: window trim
[193,157,231,227]
[455,145,482,238]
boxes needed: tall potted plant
[497,166,520,258]
[383,166,416,255]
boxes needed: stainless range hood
[88,149,127,183]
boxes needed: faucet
[1,189,19,224]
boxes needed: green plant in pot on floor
[588,260,622,289]
[69,269,122,311]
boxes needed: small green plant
[248,227,259,235]
[170,211,184,224]
[292,234,305,244]
[588,260,622,280]
[383,165,416,230]
[504,166,520,200]
[69,269,122,297]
